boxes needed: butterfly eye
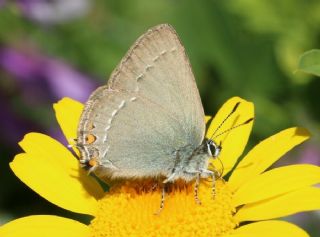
[207,140,222,158]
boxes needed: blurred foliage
[0,0,319,236]
[298,49,320,77]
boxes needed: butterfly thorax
[166,139,212,183]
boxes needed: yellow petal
[224,220,309,237]
[229,127,310,190]
[205,115,212,124]
[207,97,254,175]
[10,132,104,215]
[53,97,83,147]
[232,164,320,206]
[235,187,320,222]
[0,215,89,237]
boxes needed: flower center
[89,180,237,237]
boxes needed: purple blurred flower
[0,47,41,80]
[17,0,91,24]
[0,47,98,103]
[0,47,98,146]
[0,0,6,8]
[44,59,98,102]
[298,143,320,166]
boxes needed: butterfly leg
[200,168,216,198]
[194,172,202,205]
[155,183,167,215]
[211,171,216,199]
[183,169,203,204]
[163,172,176,183]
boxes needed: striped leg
[211,171,216,199]
[200,168,216,199]
[194,172,202,205]
[155,184,166,215]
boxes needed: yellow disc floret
[89,180,236,237]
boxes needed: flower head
[1,97,319,237]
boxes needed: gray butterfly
[76,24,247,210]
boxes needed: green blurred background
[0,0,319,236]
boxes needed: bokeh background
[0,0,319,236]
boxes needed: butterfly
[76,24,252,211]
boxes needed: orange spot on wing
[85,134,96,144]
[89,157,98,167]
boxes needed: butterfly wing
[77,24,205,179]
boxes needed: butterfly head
[206,139,222,158]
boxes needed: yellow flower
[1,96,319,237]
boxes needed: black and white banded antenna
[209,102,241,141]
[211,117,253,178]
[211,118,254,141]
[207,101,253,178]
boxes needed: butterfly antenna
[212,118,254,140]
[210,102,240,140]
